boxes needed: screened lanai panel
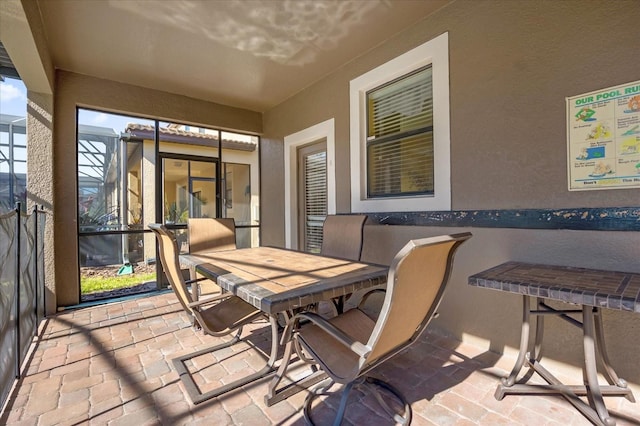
[0,210,17,411]
[158,123,261,248]
[0,208,46,412]
[0,114,27,213]
[77,109,158,302]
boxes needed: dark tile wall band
[367,207,640,231]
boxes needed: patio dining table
[180,246,388,405]
[469,261,639,426]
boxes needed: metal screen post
[14,202,21,379]
[33,205,38,334]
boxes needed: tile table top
[183,247,388,314]
[469,261,640,313]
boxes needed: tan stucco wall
[261,0,640,387]
[262,0,640,240]
[2,0,58,313]
[26,91,56,314]
[54,71,262,306]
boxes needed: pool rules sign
[567,80,640,191]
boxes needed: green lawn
[81,272,156,294]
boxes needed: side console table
[469,261,638,426]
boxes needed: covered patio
[1,0,639,424]
[2,291,637,425]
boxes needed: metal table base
[496,296,635,426]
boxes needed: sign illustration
[567,80,640,191]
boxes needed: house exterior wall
[2,0,57,314]
[262,0,640,386]
[26,91,55,314]
[53,71,262,306]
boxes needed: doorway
[161,155,219,252]
[297,141,327,253]
[283,118,336,249]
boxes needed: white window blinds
[366,66,434,197]
[303,150,327,252]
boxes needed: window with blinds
[302,149,327,253]
[366,65,433,198]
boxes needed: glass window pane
[12,160,26,174]
[223,163,252,225]
[303,150,326,253]
[14,146,26,161]
[77,110,154,233]
[163,158,189,225]
[14,133,26,147]
[0,150,8,171]
[79,232,158,300]
[367,132,434,197]
[190,179,216,218]
[191,160,216,178]
[235,227,259,249]
[367,66,433,139]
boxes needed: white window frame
[284,118,336,249]
[349,32,450,212]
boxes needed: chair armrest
[187,293,231,308]
[185,277,208,285]
[291,312,371,358]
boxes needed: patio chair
[318,214,369,316]
[187,218,237,298]
[278,232,472,425]
[149,223,265,403]
[320,214,367,261]
[188,217,236,253]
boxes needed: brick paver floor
[1,291,638,425]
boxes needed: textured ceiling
[36,0,451,112]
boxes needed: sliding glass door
[162,156,218,225]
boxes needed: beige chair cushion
[198,296,261,333]
[298,309,375,381]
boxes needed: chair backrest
[149,223,195,315]
[363,232,472,368]
[188,218,236,253]
[320,214,367,261]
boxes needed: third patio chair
[277,232,472,425]
[187,217,237,298]
[149,223,266,404]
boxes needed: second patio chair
[277,232,472,425]
[188,217,237,253]
[149,223,265,404]
[320,214,367,261]
[187,217,237,298]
